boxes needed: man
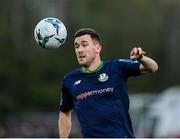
[59,28,158,138]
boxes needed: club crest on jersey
[98,73,109,82]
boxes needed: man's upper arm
[60,82,73,112]
[59,109,73,119]
[117,59,141,77]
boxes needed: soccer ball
[34,17,67,49]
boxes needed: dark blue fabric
[60,59,141,137]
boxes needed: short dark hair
[74,28,102,45]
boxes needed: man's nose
[77,46,84,52]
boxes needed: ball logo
[98,73,109,82]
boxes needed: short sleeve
[117,59,141,77]
[59,81,73,112]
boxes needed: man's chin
[79,63,86,67]
[78,61,87,67]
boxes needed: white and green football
[34,17,67,49]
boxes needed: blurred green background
[0,0,180,137]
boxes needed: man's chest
[67,71,125,100]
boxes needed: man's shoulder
[105,59,139,64]
[64,68,81,80]
[104,59,130,65]
[104,59,139,71]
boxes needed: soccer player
[58,28,158,138]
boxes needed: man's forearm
[59,111,72,138]
[139,55,158,74]
[130,47,158,74]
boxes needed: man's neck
[82,60,102,73]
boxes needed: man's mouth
[79,55,86,59]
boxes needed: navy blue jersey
[60,59,141,138]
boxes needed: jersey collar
[81,61,104,74]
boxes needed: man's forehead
[74,34,91,43]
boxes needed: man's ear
[96,44,102,53]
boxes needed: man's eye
[82,44,88,47]
[75,45,79,48]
